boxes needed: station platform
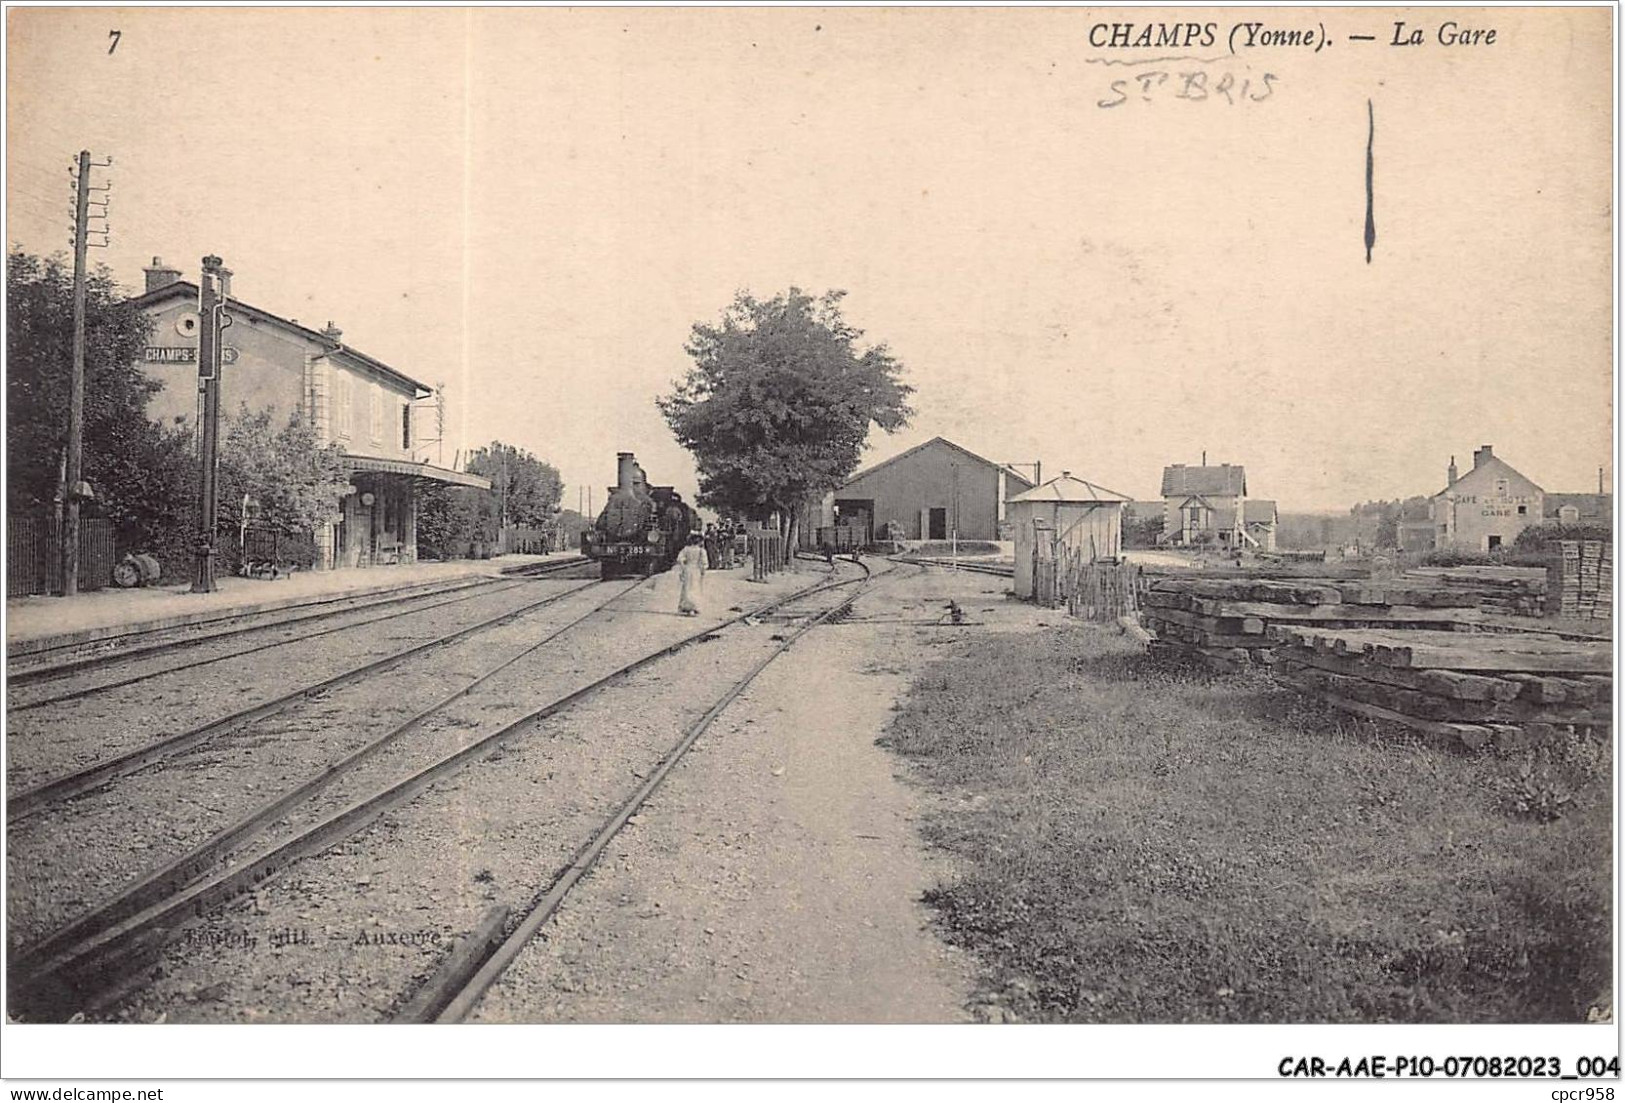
[4,553,581,656]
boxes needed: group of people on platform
[676,521,750,617]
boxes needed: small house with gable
[1243,499,1280,551]
[1161,461,1262,548]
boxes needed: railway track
[6,575,604,821]
[7,561,874,1022]
[7,577,641,1010]
[899,555,1013,578]
[408,559,894,1023]
[7,556,592,700]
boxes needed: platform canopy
[342,454,492,490]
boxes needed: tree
[552,508,592,545]
[658,288,913,548]
[6,249,195,562]
[466,441,563,528]
[1122,506,1165,549]
[416,483,498,560]
[1347,499,1397,550]
[217,404,351,534]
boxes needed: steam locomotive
[581,452,698,579]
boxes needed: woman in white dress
[676,533,707,616]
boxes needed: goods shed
[828,437,1034,545]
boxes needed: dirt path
[475,565,997,1022]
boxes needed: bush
[417,484,497,560]
[1420,525,1612,570]
[1419,549,1498,567]
[1515,523,1612,550]
[1419,547,1554,570]
[1123,512,1164,549]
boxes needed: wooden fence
[814,525,866,551]
[220,528,320,573]
[748,531,788,581]
[1035,546,1143,623]
[7,516,116,597]
[497,525,555,555]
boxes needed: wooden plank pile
[1403,565,1548,617]
[1141,577,1482,672]
[1269,625,1612,749]
[1551,540,1612,620]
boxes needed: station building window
[369,383,384,443]
[335,373,353,438]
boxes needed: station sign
[144,346,240,365]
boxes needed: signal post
[191,256,230,593]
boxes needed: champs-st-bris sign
[144,347,240,364]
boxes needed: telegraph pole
[61,152,92,595]
[191,256,228,593]
[60,150,113,596]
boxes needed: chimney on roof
[1473,444,1494,469]
[1061,471,1071,479]
[1202,450,1207,466]
[1448,456,1458,486]
[143,256,182,294]
[321,321,343,343]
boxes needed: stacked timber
[1551,540,1612,620]
[1270,625,1612,749]
[1403,565,1548,617]
[1141,577,1482,672]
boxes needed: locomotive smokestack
[616,452,640,490]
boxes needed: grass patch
[882,627,1612,1023]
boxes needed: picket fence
[1034,547,1144,623]
[7,516,116,597]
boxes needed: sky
[6,6,1614,512]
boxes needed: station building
[130,258,489,569]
